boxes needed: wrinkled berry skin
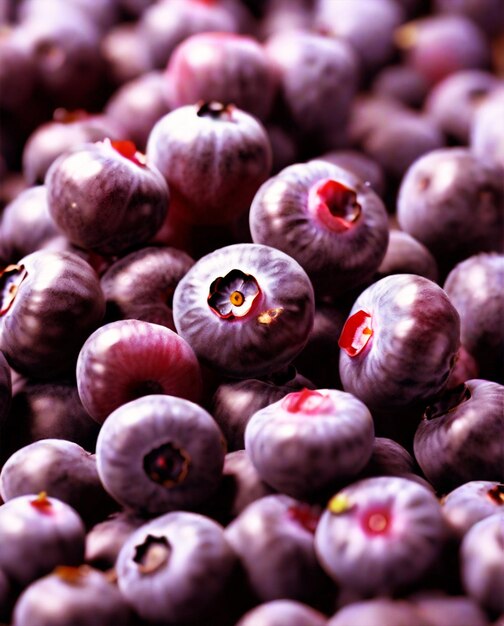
[315,476,447,596]
[46,139,169,255]
[116,511,236,624]
[461,513,504,616]
[339,274,460,415]
[414,379,504,492]
[397,148,504,273]
[173,243,315,379]
[147,102,272,226]
[249,160,389,298]
[444,253,504,383]
[12,566,134,626]
[0,250,105,379]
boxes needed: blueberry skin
[397,148,504,272]
[328,599,434,626]
[212,369,315,451]
[441,481,504,539]
[100,245,195,331]
[173,243,315,378]
[116,511,236,624]
[409,594,491,626]
[249,160,389,297]
[0,494,85,588]
[85,512,145,571]
[245,388,375,499]
[12,566,134,626]
[0,250,105,379]
[444,253,504,383]
[225,494,332,605]
[77,319,203,424]
[96,394,226,515]
[315,476,447,596]
[414,380,504,492]
[338,274,460,414]
[461,513,504,615]
[0,439,117,529]
[236,600,327,626]
[375,230,439,283]
[45,139,169,256]
[470,88,504,169]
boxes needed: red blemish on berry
[30,492,53,515]
[308,178,361,233]
[282,388,328,414]
[361,507,391,536]
[287,504,320,534]
[338,310,373,357]
[111,139,146,167]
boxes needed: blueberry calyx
[361,508,392,536]
[423,383,471,420]
[0,263,27,315]
[208,269,261,320]
[282,388,329,414]
[53,108,89,123]
[487,484,504,506]
[30,492,53,515]
[197,101,234,120]
[54,565,90,586]
[109,138,146,167]
[133,535,171,575]
[308,178,361,233]
[143,442,191,487]
[338,309,373,357]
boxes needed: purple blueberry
[461,513,504,615]
[0,493,85,588]
[146,102,272,226]
[236,600,327,626]
[85,512,145,571]
[470,87,504,169]
[245,388,375,499]
[12,566,134,626]
[172,243,315,378]
[443,253,504,383]
[375,230,439,283]
[328,599,434,626]
[372,64,429,109]
[414,379,504,492]
[0,249,105,379]
[0,439,117,528]
[441,481,504,539]
[249,160,389,298]
[409,593,491,626]
[45,139,169,256]
[96,394,226,515]
[225,494,333,606]
[116,510,236,623]
[338,274,460,415]
[100,245,194,331]
[315,476,447,596]
[77,319,202,424]
[212,367,315,451]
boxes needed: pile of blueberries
[0,0,503,624]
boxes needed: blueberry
[460,513,504,616]
[444,253,504,383]
[146,102,272,226]
[116,510,236,623]
[414,379,504,492]
[372,64,429,109]
[100,245,195,331]
[12,566,134,626]
[409,593,491,626]
[236,600,327,626]
[46,139,169,256]
[212,367,315,451]
[315,476,447,596]
[0,493,85,588]
[375,230,439,283]
[0,249,105,379]
[225,494,334,607]
[328,598,434,626]
[441,481,504,539]
[85,511,145,571]
[96,394,226,515]
[249,160,389,298]
[0,439,117,528]
[470,87,504,169]
[172,243,315,378]
[77,319,202,424]
[245,388,375,499]
[338,274,460,415]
